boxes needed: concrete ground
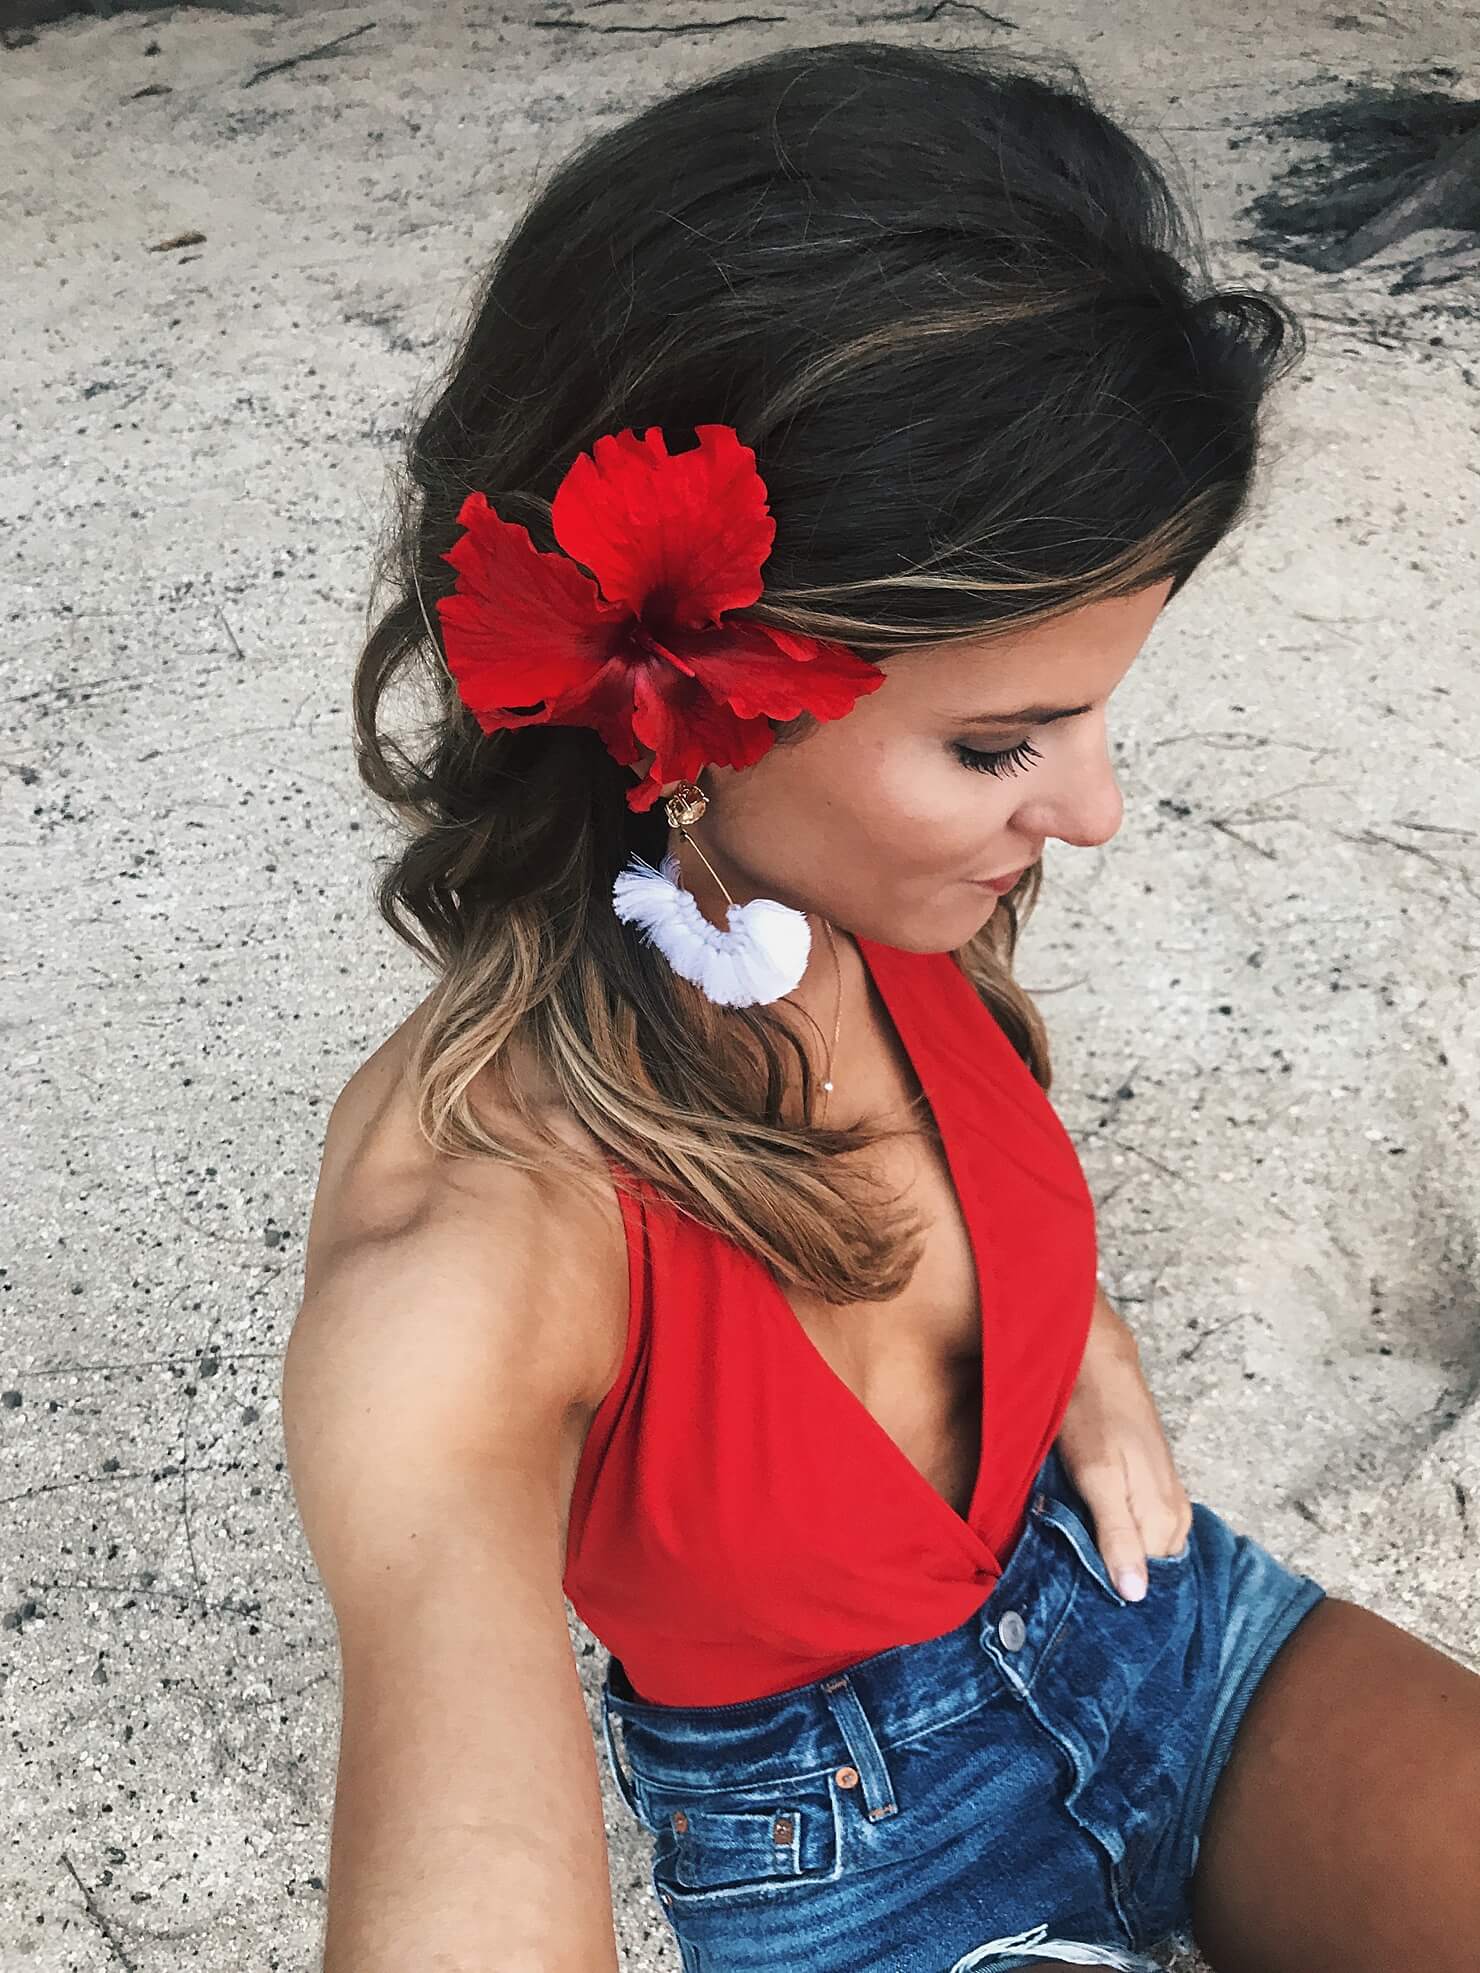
[4,2,1477,1968]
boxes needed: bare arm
[1089,1277,1138,1354]
[281,1156,627,1973]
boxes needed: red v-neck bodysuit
[561,934,1099,1706]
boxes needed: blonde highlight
[350,39,1302,1304]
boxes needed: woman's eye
[953,738,1043,779]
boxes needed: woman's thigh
[1190,1594,1480,1973]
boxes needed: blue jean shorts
[599,1443,1328,1972]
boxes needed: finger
[1079,1488,1148,1602]
[1144,1506,1195,1556]
[1121,1452,1195,1559]
[1134,1484,1196,1558]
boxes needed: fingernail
[1116,1568,1147,1601]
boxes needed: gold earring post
[664,780,737,909]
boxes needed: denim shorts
[599,1443,1328,1973]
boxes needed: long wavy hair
[351,38,1302,1304]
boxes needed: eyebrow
[953,702,1094,728]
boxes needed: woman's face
[661,578,1176,953]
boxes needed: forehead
[880,581,1175,711]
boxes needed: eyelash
[953,738,1043,779]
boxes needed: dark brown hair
[351,38,1302,1302]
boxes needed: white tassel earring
[611,780,813,1008]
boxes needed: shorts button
[834,1764,860,1789]
[670,1809,688,1833]
[772,1816,794,1843]
[997,1608,1028,1651]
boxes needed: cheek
[857,747,1005,865]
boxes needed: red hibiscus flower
[434,423,885,813]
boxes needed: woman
[282,38,1480,1973]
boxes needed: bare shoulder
[291,998,631,1449]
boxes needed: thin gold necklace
[818,916,842,1120]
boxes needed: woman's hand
[1054,1285,1195,1603]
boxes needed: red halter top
[561,934,1098,1707]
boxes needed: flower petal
[540,651,650,769]
[665,621,886,724]
[549,425,775,632]
[623,662,777,812]
[436,490,627,727]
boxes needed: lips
[976,866,1028,893]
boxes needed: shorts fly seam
[982,1571,1082,1703]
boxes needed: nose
[1017,741,1124,852]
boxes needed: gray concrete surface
[4,3,1477,1968]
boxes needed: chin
[874,904,996,955]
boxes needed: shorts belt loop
[599,1684,643,1821]
[818,1673,898,1821]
